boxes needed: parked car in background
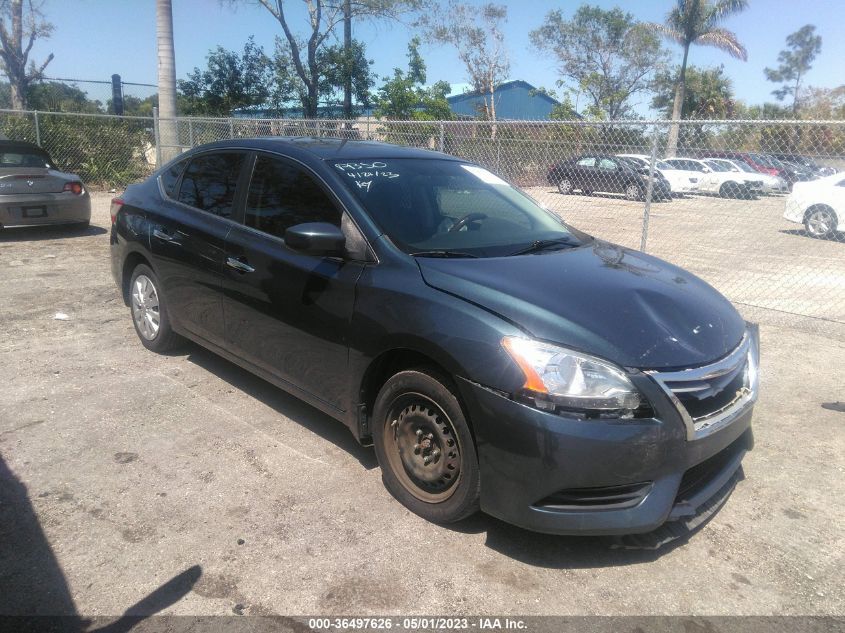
[703,158,788,194]
[548,154,672,201]
[783,172,845,239]
[662,158,760,199]
[771,154,838,177]
[0,140,91,230]
[616,154,700,196]
[111,138,757,538]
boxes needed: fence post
[33,111,41,146]
[639,126,661,253]
[188,119,194,148]
[153,106,162,168]
[439,121,445,153]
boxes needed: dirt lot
[0,192,843,618]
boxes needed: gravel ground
[0,192,843,618]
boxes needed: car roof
[189,137,461,162]
[0,139,50,153]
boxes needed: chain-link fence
[2,108,843,334]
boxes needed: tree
[0,0,53,110]
[156,0,178,161]
[652,64,735,119]
[179,38,275,116]
[530,5,668,120]
[643,0,748,156]
[374,37,452,120]
[764,25,822,114]
[421,2,509,124]
[249,0,423,119]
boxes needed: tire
[624,182,643,201]
[720,182,742,198]
[372,368,481,524]
[804,206,837,239]
[128,264,180,352]
[557,178,574,195]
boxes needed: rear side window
[244,155,341,240]
[160,157,189,198]
[177,153,245,218]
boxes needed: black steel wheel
[372,369,480,523]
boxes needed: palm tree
[156,0,179,163]
[644,0,748,155]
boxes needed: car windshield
[617,156,645,169]
[656,160,672,169]
[0,149,54,168]
[332,158,583,257]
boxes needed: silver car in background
[0,140,91,230]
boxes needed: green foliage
[764,25,822,112]
[530,5,668,120]
[374,38,452,121]
[652,65,735,119]
[179,37,275,116]
[0,112,153,188]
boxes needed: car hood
[417,241,746,370]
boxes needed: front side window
[332,158,581,258]
[598,158,617,170]
[577,157,596,167]
[177,153,245,218]
[245,155,341,240]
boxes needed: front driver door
[221,153,366,412]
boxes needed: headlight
[502,337,642,411]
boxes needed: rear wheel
[804,206,837,239]
[557,178,574,195]
[129,264,180,352]
[625,182,642,201]
[372,369,480,523]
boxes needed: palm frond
[696,27,748,60]
[640,21,684,45]
[710,0,749,24]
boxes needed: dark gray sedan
[0,140,91,229]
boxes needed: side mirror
[702,166,711,173]
[284,222,346,256]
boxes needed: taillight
[110,198,124,225]
[63,181,84,195]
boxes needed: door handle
[226,256,255,274]
[153,228,179,243]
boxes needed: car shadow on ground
[779,229,844,243]
[0,453,201,628]
[0,223,107,242]
[182,343,379,470]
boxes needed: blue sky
[32,0,845,115]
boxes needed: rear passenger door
[221,153,367,411]
[148,151,248,347]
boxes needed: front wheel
[804,207,837,239]
[557,178,574,195]
[372,369,481,524]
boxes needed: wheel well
[360,349,449,415]
[121,252,152,305]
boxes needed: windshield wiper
[411,250,480,258]
[508,237,579,256]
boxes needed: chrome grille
[648,325,759,440]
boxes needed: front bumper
[456,375,753,536]
[0,191,91,227]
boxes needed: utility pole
[343,0,353,122]
[156,0,179,162]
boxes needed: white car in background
[616,153,699,196]
[703,157,788,194]
[662,158,762,199]
[783,172,845,239]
